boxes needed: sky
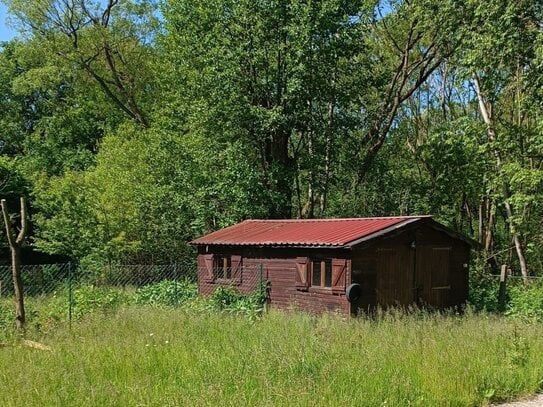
[0,4,17,42]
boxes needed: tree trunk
[264,127,292,219]
[478,198,485,246]
[11,247,25,330]
[485,201,494,252]
[1,197,28,330]
[304,130,315,219]
[320,101,335,215]
[473,75,529,282]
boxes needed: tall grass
[0,308,542,406]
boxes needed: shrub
[506,281,543,321]
[135,280,197,307]
[69,285,132,318]
[469,271,500,312]
[208,285,245,308]
[207,285,266,318]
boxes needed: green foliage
[1,281,267,335]
[22,285,133,331]
[506,281,543,321]
[1,0,543,279]
[469,270,543,321]
[0,156,27,196]
[0,300,12,331]
[32,171,102,259]
[468,269,500,313]
[70,285,132,318]
[160,0,373,219]
[135,280,197,307]
[207,285,267,318]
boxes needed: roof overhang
[189,216,479,249]
[343,218,421,248]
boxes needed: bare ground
[493,394,543,407]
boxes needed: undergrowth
[0,279,268,334]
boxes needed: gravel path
[493,394,543,407]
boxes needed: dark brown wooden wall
[197,246,351,315]
[351,225,469,313]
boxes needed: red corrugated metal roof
[190,216,431,247]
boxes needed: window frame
[213,255,232,280]
[310,258,332,289]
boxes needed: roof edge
[423,218,480,248]
[241,216,431,223]
[344,218,422,248]
[190,243,350,249]
[344,217,479,249]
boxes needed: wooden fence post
[498,264,507,311]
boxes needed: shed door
[377,247,413,307]
[415,246,451,308]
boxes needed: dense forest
[0,0,542,277]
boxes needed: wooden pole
[498,264,507,312]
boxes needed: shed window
[311,258,332,288]
[214,255,232,279]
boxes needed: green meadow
[1,307,542,407]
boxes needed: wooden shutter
[331,259,347,293]
[295,257,310,291]
[203,254,214,282]
[231,255,242,285]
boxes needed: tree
[352,0,466,185]
[161,0,378,219]
[3,0,159,127]
[459,0,543,280]
[1,197,27,330]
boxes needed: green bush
[468,271,500,312]
[69,285,132,318]
[208,285,266,318]
[506,281,543,321]
[208,285,245,308]
[135,280,197,307]
[2,285,133,335]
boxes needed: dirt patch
[493,394,543,407]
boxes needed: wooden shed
[190,216,475,315]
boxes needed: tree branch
[1,199,16,248]
[15,197,27,245]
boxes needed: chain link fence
[0,263,197,296]
[0,263,267,330]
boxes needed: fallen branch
[23,340,52,352]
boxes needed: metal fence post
[259,263,267,313]
[68,262,73,328]
[174,262,179,307]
